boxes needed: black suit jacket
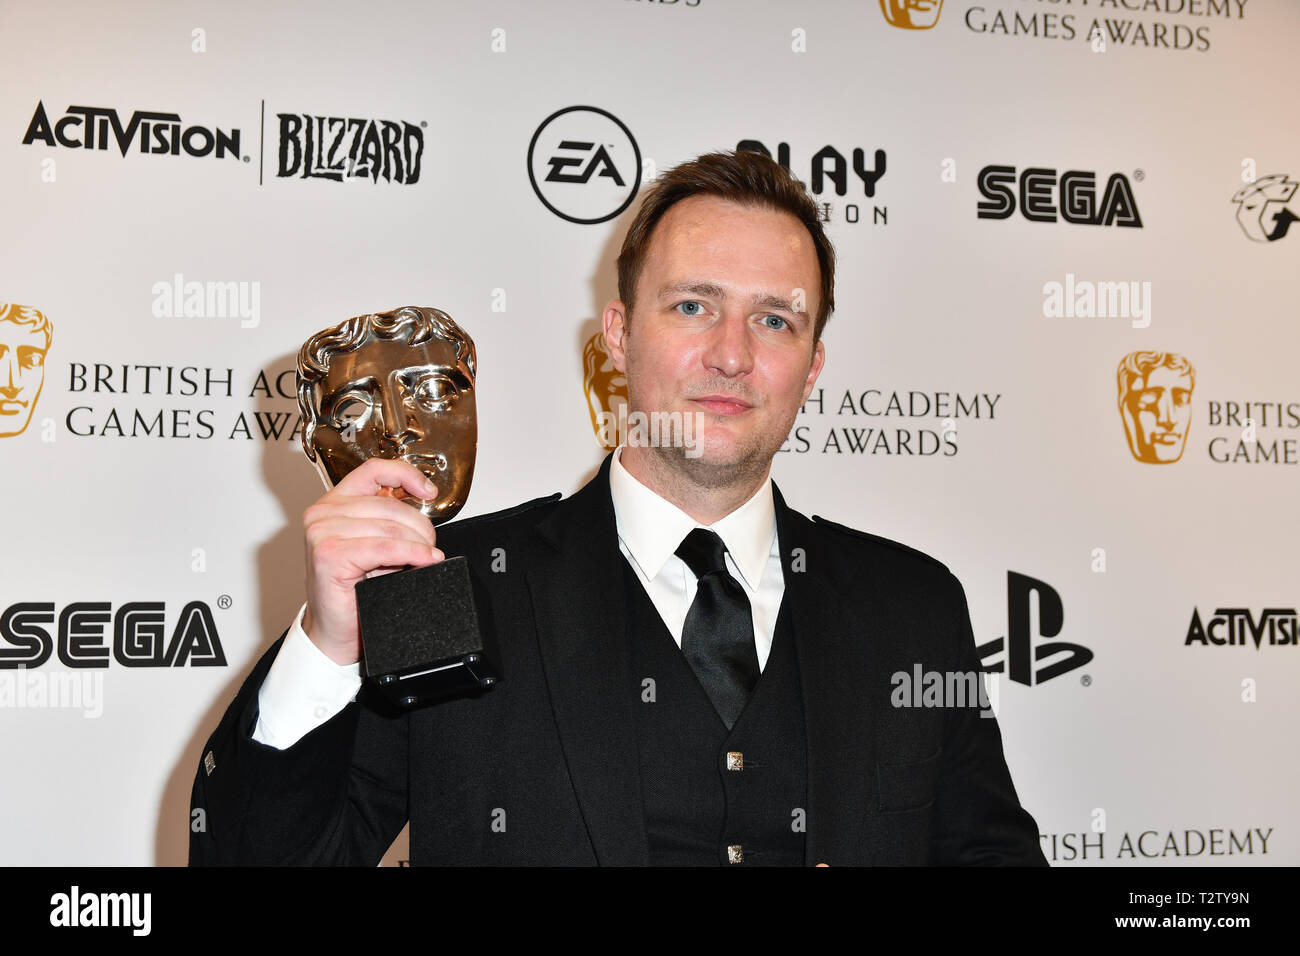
[190,453,1047,865]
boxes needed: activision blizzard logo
[22,101,241,160]
[977,572,1093,686]
[978,165,1142,227]
[1185,607,1297,648]
[1231,173,1298,242]
[276,111,425,184]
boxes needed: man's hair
[1116,351,1196,409]
[0,304,53,350]
[615,150,836,342]
[296,305,476,460]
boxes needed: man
[190,150,1046,865]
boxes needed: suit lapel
[773,484,877,866]
[525,453,649,865]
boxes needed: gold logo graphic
[880,0,944,30]
[0,304,52,438]
[1117,351,1196,464]
[582,330,628,449]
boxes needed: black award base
[354,555,498,709]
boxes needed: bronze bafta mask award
[298,306,496,708]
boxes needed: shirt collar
[608,446,776,589]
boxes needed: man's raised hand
[301,458,443,666]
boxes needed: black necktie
[674,528,760,730]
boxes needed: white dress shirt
[253,446,785,749]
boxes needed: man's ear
[603,300,629,373]
[801,338,826,404]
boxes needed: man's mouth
[1151,431,1181,444]
[0,399,27,415]
[691,395,753,416]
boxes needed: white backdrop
[1,0,1295,865]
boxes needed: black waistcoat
[622,558,808,865]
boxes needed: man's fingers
[304,497,437,544]
[332,457,438,501]
[364,566,409,579]
[306,516,436,551]
[315,537,442,580]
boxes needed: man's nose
[700,311,754,378]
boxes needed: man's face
[1124,365,1193,463]
[604,194,825,486]
[308,331,476,523]
[0,318,48,438]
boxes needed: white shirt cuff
[252,604,363,750]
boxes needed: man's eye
[761,314,788,330]
[676,301,705,317]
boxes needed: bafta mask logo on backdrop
[527,106,641,224]
[879,0,944,30]
[1231,174,1298,243]
[1117,351,1196,464]
[582,331,629,450]
[0,304,52,438]
[298,306,477,524]
[977,572,1093,687]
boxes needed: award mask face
[298,306,477,524]
[1116,351,1195,465]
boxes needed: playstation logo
[977,571,1093,686]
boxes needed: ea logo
[527,106,641,224]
